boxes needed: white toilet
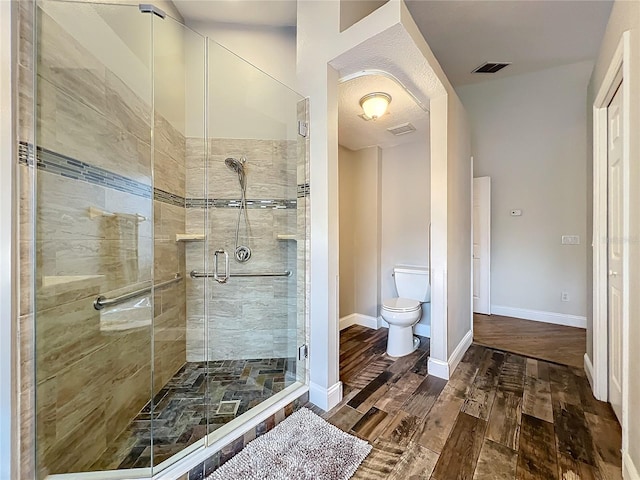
[381,265,430,357]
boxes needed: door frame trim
[592,31,630,451]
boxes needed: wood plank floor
[307,326,621,480]
[473,313,586,368]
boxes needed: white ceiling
[405,0,613,86]
[172,0,613,149]
[174,0,613,86]
[175,0,296,27]
[338,75,429,151]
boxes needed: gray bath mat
[207,407,372,480]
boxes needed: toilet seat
[382,297,421,313]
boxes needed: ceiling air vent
[472,62,511,74]
[387,123,416,136]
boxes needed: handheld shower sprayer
[224,156,245,174]
[225,156,251,262]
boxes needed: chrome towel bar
[93,273,182,310]
[190,270,292,279]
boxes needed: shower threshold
[91,357,297,471]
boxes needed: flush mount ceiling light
[359,92,391,120]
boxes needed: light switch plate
[562,235,580,245]
[510,209,522,216]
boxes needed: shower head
[225,157,246,174]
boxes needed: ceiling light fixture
[359,92,391,120]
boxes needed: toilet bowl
[381,266,430,357]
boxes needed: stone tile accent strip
[186,198,297,210]
[154,188,186,208]
[19,142,299,209]
[19,141,151,198]
[297,182,310,198]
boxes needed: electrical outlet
[561,291,570,302]
[562,235,580,245]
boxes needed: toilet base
[386,324,420,357]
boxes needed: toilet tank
[393,265,430,302]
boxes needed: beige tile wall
[17,1,36,478]
[153,113,187,390]
[185,137,300,361]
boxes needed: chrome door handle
[214,249,230,283]
[609,270,618,277]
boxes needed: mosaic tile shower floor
[91,358,297,470]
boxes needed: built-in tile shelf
[176,233,206,242]
[42,275,105,288]
[276,234,297,241]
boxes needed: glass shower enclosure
[31,1,308,477]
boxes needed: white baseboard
[584,353,594,390]
[427,357,449,379]
[339,313,379,331]
[309,381,343,411]
[449,330,473,373]
[624,451,640,480]
[491,305,587,329]
[428,330,473,380]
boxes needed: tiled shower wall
[185,138,299,361]
[17,4,188,476]
[17,2,36,476]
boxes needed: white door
[607,83,623,424]
[473,177,491,314]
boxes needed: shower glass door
[199,40,308,442]
[150,12,208,472]
[31,2,307,478]
[34,1,155,477]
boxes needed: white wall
[381,140,430,323]
[398,2,473,370]
[338,145,381,319]
[587,0,640,474]
[187,20,297,89]
[183,21,299,140]
[445,93,472,355]
[339,146,356,317]
[0,3,16,478]
[457,61,593,325]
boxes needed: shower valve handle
[213,249,230,283]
